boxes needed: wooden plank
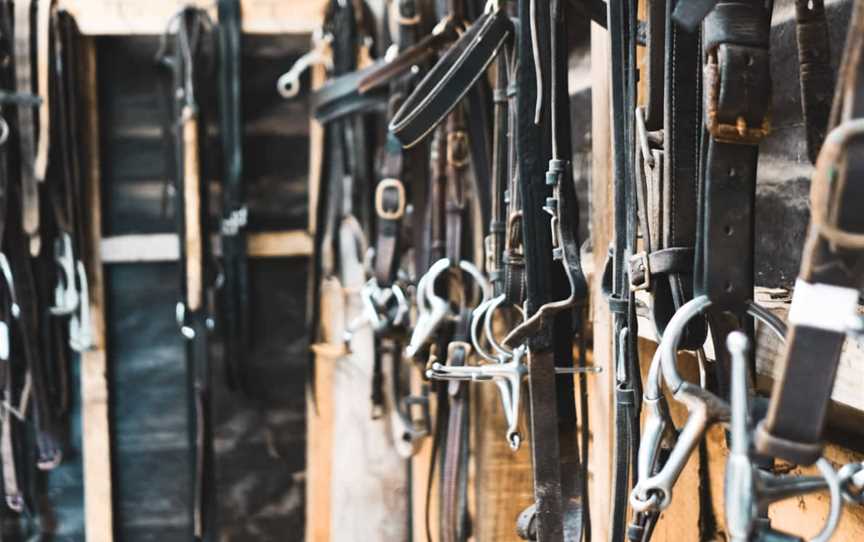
[473,379,534,541]
[60,0,327,36]
[80,36,114,542]
[411,369,439,542]
[588,19,614,542]
[306,278,342,542]
[246,230,314,258]
[99,231,313,263]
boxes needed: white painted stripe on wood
[100,231,313,263]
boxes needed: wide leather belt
[695,0,770,313]
[389,8,512,147]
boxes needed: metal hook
[277,32,333,99]
[406,258,492,358]
[69,261,93,352]
[725,331,843,542]
[427,344,528,450]
[49,233,79,316]
[0,254,19,319]
[632,296,788,513]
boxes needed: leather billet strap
[755,1,864,465]
[389,8,513,147]
[794,0,834,164]
[694,0,771,314]
[606,0,640,538]
[217,0,250,391]
[628,247,694,292]
[653,0,706,348]
[439,312,472,542]
[642,0,665,131]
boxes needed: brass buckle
[447,130,470,168]
[375,178,406,220]
[704,50,771,145]
[629,251,651,291]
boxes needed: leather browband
[389,9,512,148]
[311,62,389,123]
[357,17,459,94]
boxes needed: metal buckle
[375,178,406,220]
[446,131,470,168]
[629,251,651,291]
[704,49,771,145]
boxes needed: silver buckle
[629,251,651,291]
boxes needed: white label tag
[788,279,860,333]
[0,321,8,361]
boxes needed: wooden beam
[60,0,327,36]
[80,36,114,542]
[99,230,313,264]
[588,19,614,542]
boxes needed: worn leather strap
[606,0,642,539]
[389,8,512,147]
[795,0,834,164]
[653,0,706,348]
[217,0,250,391]
[628,247,694,291]
[755,1,864,465]
[695,0,770,315]
[643,0,665,131]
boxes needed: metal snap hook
[49,233,79,316]
[0,254,20,319]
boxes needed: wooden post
[472,385,533,541]
[588,20,614,542]
[80,36,114,542]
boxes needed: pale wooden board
[588,20,614,542]
[59,0,328,35]
[80,36,114,542]
[327,220,408,541]
[100,231,313,263]
[306,277,343,542]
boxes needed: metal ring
[812,458,843,542]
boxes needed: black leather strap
[628,247,694,291]
[311,62,389,123]
[217,0,250,392]
[389,8,512,147]
[695,0,771,314]
[795,0,834,164]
